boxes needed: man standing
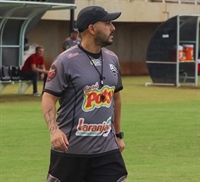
[62,28,81,51]
[21,45,48,96]
[42,6,127,182]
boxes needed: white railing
[125,0,199,4]
[2,0,200,4]
[151,0,199,4]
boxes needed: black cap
[71,28,79,33]
[76,6,121,33]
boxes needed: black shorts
[47,150,128,182]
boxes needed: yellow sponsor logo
[82,84,114,112]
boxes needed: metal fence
[151,0,199,4]
[125,0,199,4]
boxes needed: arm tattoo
[44,106,53,118]
[44,106,58,134]
[49,126,58,134]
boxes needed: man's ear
[87,24,96,35]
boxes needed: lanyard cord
[78,44,105,101]
[86,52,105,88]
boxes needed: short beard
[94,30,113,47]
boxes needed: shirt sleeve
[44,57,69,97]
[62,39,70,50]
[114,55,123,93]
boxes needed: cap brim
[100,12,121,21]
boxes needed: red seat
[198,63,200,73]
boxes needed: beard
[94,29,114,47]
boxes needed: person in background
[62,28,81,51]
[21,45,48,97]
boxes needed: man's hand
[40,73,45,79]
[50,129,69,152]
[117,138,125,152]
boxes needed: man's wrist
[116,132,124,139]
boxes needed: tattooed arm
[41,92,69,152]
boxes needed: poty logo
[82,85,114,112]
[76,117,111,137]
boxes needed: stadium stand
[0,0,76,94]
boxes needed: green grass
[0,77,200,182]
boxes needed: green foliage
[0,78,199,181]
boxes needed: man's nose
[110,23,115,31]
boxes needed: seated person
[21,45,48,96]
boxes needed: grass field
[0,76,200,182]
